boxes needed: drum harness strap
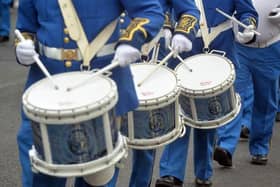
[58,0,118,70]
[195,0,232,52]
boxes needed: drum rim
[22,72,118,123]
[131,63,180,108]
[175,53,235,97]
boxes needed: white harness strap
[208,20,233,43]
[195,0,211,50]
[58,0,118,68]
[58,0,87,54]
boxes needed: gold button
[65,61,72,68]
[64,28,69,35]
[64,37,70,43]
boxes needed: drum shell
[31,109,118,164]
[121,63,183,149]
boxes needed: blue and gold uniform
[0,0,11,42]
[156,0,258,186]
[15,1,164,187]
[112,1,199,187]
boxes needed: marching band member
[0,0,11,43]
[216,0,280,166]
[156,0,258,186]
[110,0,199,185]
[15,0,164,186]
[153,1,200,186]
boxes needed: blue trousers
[159,127,216,181]
[108,149,155,187]
[237,42,280,156]
[0,2,10,36]
[216,54,251,155]
[241,83,254,130]
[217,41,280,157]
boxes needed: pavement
[0,8,280,187]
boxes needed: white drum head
[131,63,178,102]
[23,72,117,122]
[176,54,234,93]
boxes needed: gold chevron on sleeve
[120,18,150,41]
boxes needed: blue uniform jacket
[191,0,258,63]
[16,0,164,116]
[1,0,11,4]
[159,0,199,20]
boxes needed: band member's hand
[163,28,172,49]
[113,44,141,67]
[171,33,192,54]
[268,5,280,23]
[236,25,255,44]
[16,39,36,66]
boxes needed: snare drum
[22,71,127,184]
[121,63,184,149]
[176,53,241,129]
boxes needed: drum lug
[209,49,226,57]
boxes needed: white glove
[163,28,172,49]
[171,33,192,54]
[16,39,36,65]
[113,44,141,67]
[236,25,255,44]
[268,5,280,23]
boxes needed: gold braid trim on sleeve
[175,14,197,34]
[120,18,150,41]
[248,17,257,28]
[163,12,172,29]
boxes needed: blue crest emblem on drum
[121,103,176,139]
[208,98,222,116]
[68,126,89,156]
[149,111,165,134]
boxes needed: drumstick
[15,29,60,90]
[215,8,261,36]
[137,50,175,87]
[168,46,192,72]
[67,61,120,91]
